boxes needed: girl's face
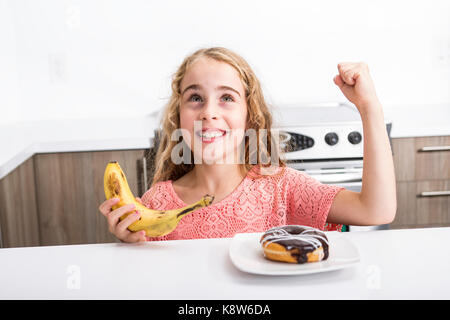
[179,57,248,165]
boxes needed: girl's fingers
[106,205,136,234]
[341,68,356,85]
[116,210,141,234]
[337,63,356,83]
[337,62,369,86]
[108,203,136,223]
[124,230,147,243]
[333,74,345,88]
[99,198,148,243]
[99,198,120,216]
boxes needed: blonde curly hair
[150,47,286,186]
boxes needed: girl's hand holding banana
[101,161,214,241]
[98,197,149,243]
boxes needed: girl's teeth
[201,131,224,138]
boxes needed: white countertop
[0,114,159,179]
[383,103,450,138]
[0,227,449,299]
[1,103,449,180]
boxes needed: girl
[99,47,396,243]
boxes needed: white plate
[229,231,360,275]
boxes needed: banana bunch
[104,161,214,237]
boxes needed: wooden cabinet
[0,157,40,248]
[0,149,148,248]
[391,136,450,229]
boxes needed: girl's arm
[326,62,397,226]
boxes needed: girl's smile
[196,127,228,143]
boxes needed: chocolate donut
[259,225,329,264]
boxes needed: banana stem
[176,194,215,219]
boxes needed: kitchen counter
[1,103,449,180]
[0,114,158,179]
[0,227,449,299]
[383,103,450,138]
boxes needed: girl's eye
[187,94,234,103]
[221,94,234,102]
[188,94,202,102]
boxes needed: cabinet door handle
[418,146,450,152]
[0,222,3,248]
[419,191,450,197]
[142,157,148,191]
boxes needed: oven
[273,102,392,232]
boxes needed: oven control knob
[325,132,339,146]
[348,131,362,144]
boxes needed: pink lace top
[141,165,345,241]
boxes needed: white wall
[0,0,21,124]
[2,0,450,122]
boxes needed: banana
[104,161,214,237]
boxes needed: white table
[0,227,449,299]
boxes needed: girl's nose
[199,101,219,120]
